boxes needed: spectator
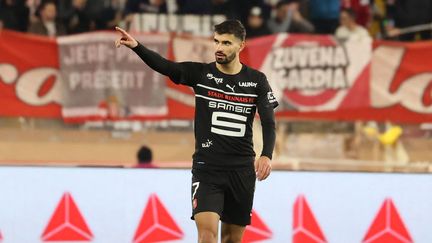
[124,0,167,15]
[123,0,167,28]
[388,0,432,41]
[135,145,158,168]
[368,0,387,39]
[177,0,236,18]
[341,0,371,27]
[0,0,29,32]
[245,6,271,39]
[28,1,67,37]
[231,0,273,24]
[308,0,340,34]
[336,8,371,42]
[93,0,124,30]
[267,0,314,34]
[59,0,94,34]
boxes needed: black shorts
[190,167,256,226]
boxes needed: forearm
[295,20,315,33]
[259,108,276,159]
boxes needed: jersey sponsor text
[209,101,252,114]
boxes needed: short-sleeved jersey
[174,62,278,170]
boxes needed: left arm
[255,74,279,181]
[255,106,276,181]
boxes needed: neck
[216,58,242,75]
[348,23,357,31]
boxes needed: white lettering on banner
[0,64,62,105]
[69,71,146,90]
[285,68,347,90]
[211,111,247,137]
[271,46,349,91]
[0,64,18,84]
[272,46,348,69]
[132,14,226,37]
[372,46,432,113]
[63,43,142,65]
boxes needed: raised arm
[115,26,198,85]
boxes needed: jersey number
[211,111,247,137]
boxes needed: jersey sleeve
[173,62,203,87]
[131,42,203,87]
[257,73,279,110]
[257,73,278,159]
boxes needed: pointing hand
[115,26,138,48]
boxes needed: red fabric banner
[0,30,61,117]
[1,30,432,123]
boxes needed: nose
[215,43,224,52]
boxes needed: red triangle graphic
[133,193,183,243]
[363,198,413,243]
[293,195,327,243]
[242,210,272,242]
[41,192,93,241]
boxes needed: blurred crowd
[0,0,431,41]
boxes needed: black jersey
[132,44,278,170]
[174,62,278,169]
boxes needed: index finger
[115,26,129,36]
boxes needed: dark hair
[276,0,299,9]
[341,8,356,19]
[214,20,246,41]
[36,0,56,17]
[137,145,153,163]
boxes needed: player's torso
[192,63,261,168]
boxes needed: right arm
[131,42,185,84]
[115,26,199,86]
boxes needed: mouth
[215,52,226,58]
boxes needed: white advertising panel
[0,166,431,242]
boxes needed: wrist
[130,40,138,49]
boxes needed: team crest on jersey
[207,73,223,84]
[239,82,257,88]
[267,91,277,103]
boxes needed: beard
[215,52,236,64]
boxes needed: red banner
[1,30,432,123]
[368,40,432,122]
[0,30,61,117]
[240,35,432,123]
[242,34,372,119]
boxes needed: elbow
[261,119,276,130]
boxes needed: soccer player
[115,20,278,243]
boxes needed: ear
[239,40,246,52]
